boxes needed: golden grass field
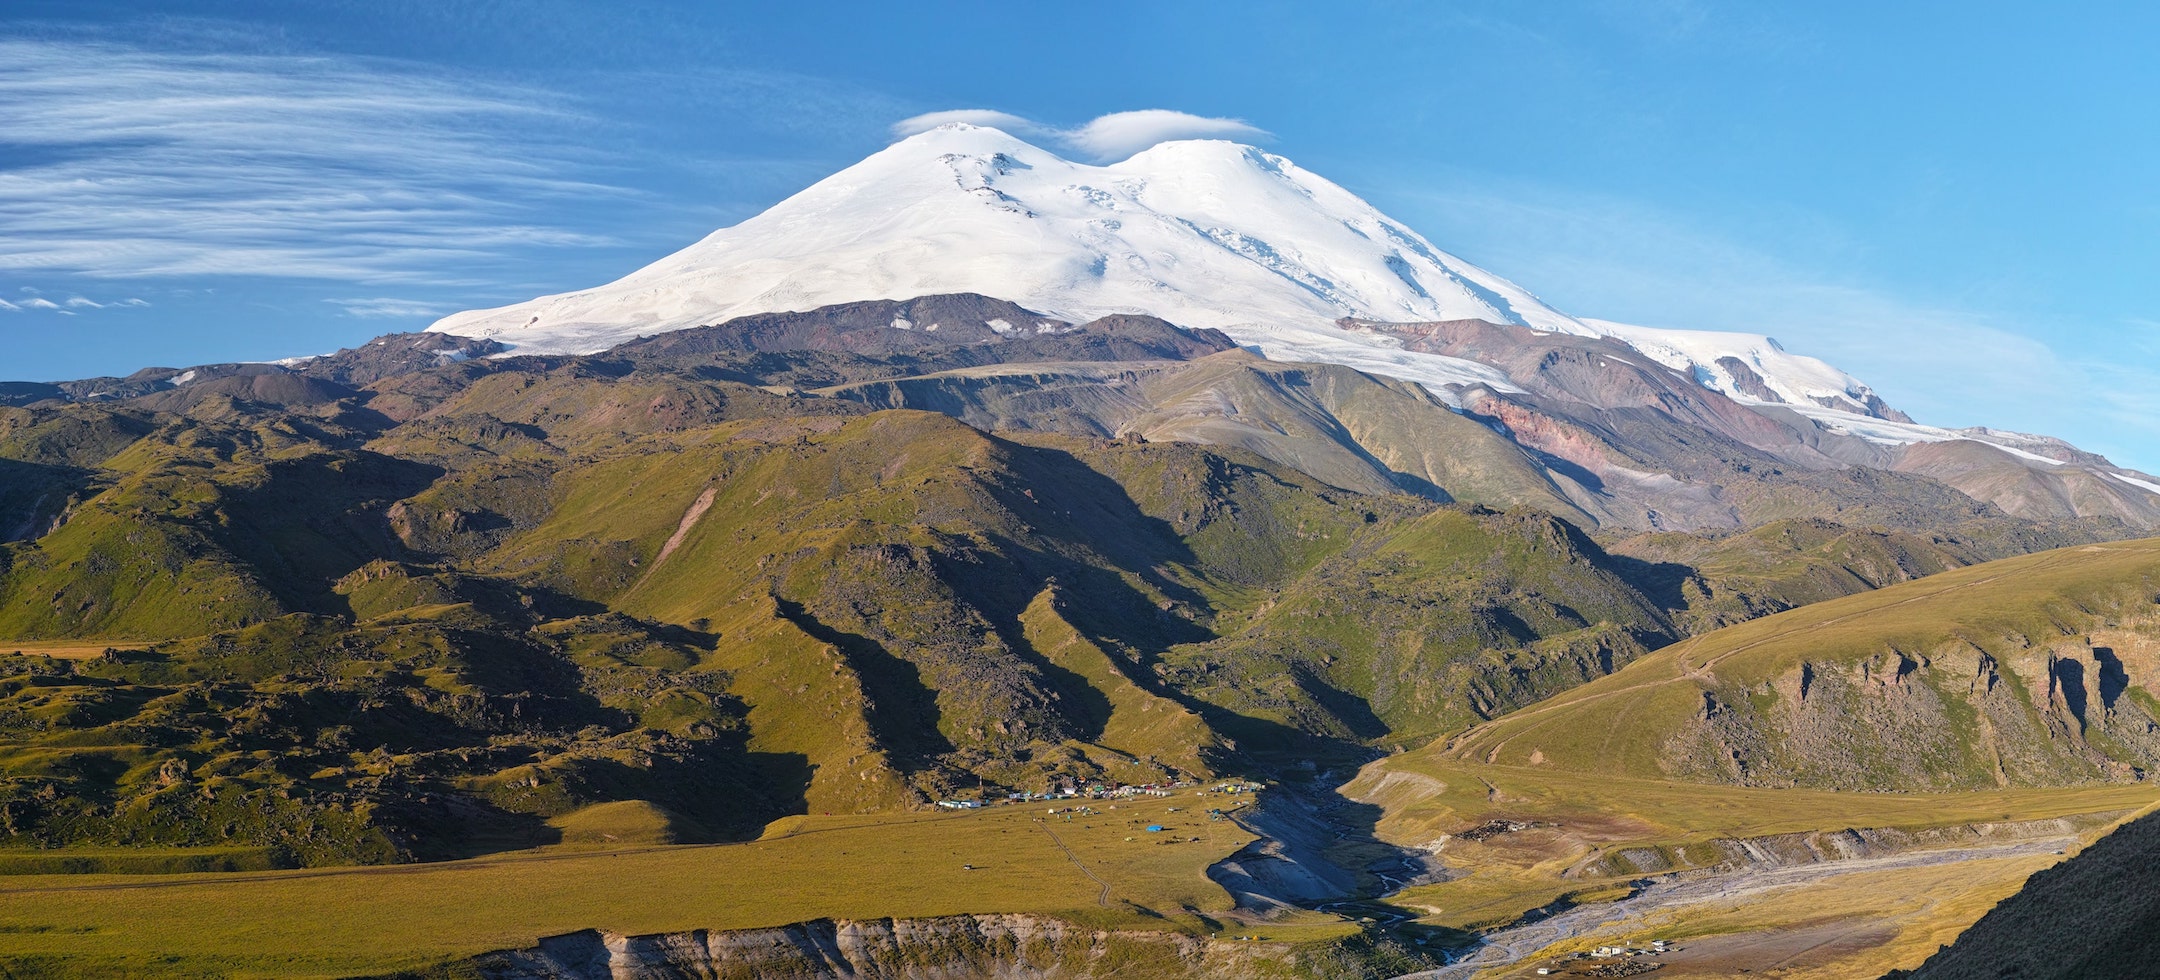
[0,640,145,660]
[0,791,1310,978]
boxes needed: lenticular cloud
[890,109,1044,139]
[890,108,1271,161]
[1061,110,1271,161]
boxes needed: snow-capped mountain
[435,123,1595,393]
[427,123,2098,474]
[438,124,1584,339]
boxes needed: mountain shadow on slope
[1884,808,2160,980]
[613,293,1237,365]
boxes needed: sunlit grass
[0,793,1256,978]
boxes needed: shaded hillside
[1437,538,2160,790]
[1607,518,2078,632]
[1887,806,2160,980]
[467,410,1675,808]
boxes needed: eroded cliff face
[1661,620,2160,790]
[424,914,1427,980]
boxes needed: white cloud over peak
[892,108,1270,161]
[1062,110,1271,160]
[891,109,1045,139]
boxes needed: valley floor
[1347,757,2159,980]
[0,766,2147,978]
[1397,836,2077,980]
[0,791,1305,978]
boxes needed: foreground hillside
[1888,804,2160,980]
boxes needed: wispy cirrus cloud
[890,109,1271,162]
[326,297,446,318]
[0,37,631,286]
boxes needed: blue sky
[2,1,2156,469]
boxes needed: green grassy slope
[1162,507,1673,746]
[0,793,1270,979]
[478,410,1675,799]
[1439,537,2160,789]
